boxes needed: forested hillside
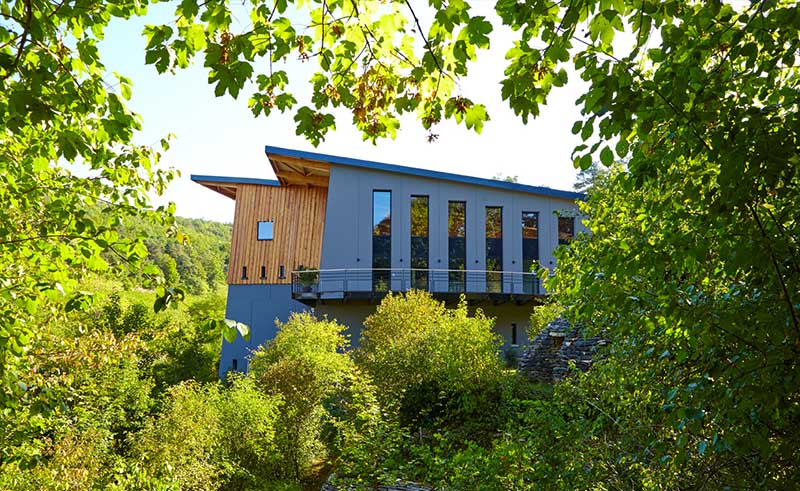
[111,215,232,295]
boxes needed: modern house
[192,146,586,375]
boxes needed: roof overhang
[266,152,331,187]
[190,175,280,199]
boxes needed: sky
[99,2,589,223]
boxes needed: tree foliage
[142,0,497,143]
[248,312,358,481]
[549,162,800,487]
[3,0,799,487]
[360,291,502,406]
[0,0,179,418]
[111,215,232,295]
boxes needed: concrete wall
[314,303,377,347]
[320,165,587,286]
[316,301,536,348]
[476,303,536,346]
[219,284,309,377]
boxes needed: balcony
[291,268,545,305]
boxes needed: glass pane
[373,191,391,290]
[411,196,428,238]
[558,216,575,245]
[448,202,466,291]
[485,207,502,292]
[522,212,538,239]
[448,201,466,238]
[257,221,274,240]
[373,191,391,236]
[411,196,429,290]
[522,212,539,294]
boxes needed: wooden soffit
[193,181,238,199]
[268,154,331,188]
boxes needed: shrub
[359,291,503,436]
[328,369,405,488]
[248,312,355,481]
[0,315,156,490]
[527,300,564,340]
[132,378,284,491]
[133,382,222,491]
[216,376,284,491]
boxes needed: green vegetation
[0,284,227,489]
[249,313,357,481]
[527,299,564,340]
[3,0,798,488]
[112,214,232,295]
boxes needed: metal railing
[291,268,543,299]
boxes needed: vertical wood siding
[227,184,328,285]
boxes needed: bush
[133,382,222,491]
[249,312,355,481]
[132,378,285,491]
[359,291,504,436]
[0,315,156,490]
[527,300,564,340]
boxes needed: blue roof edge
[191,174,281,187]
[264,145,585,201]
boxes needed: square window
[257,221,274,240]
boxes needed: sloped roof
[264,145,585,201]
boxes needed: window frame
[372,190,392,291]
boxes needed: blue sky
[99,2,588,223]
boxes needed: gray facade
[207,147,586,377]
[320,165,586,278]
[220,284,309,377]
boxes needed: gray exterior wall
[314,303,377,348]
[220,284,309,377]
[316,302,534,348]
[319,165,587,283]
[221,164,586,375]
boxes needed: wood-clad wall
[227,184,328,285]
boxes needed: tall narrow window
[410,196,429,290]
[373,191,392,291]
[522,211,539,294]
[485,207,503,292]
[511,323,518,345]
[558,216,575,245]
[448,201,466,292]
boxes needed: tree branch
[403,0,451,96]
[747,202,800,338]
[563,28,714,154]
[1,0,33,82]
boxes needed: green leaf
[185,24,207,52]
[223,319,251,342]
[464,104,489,133]
[222,324,237,343]
[600,146,614,166]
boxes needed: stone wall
[518,317,606,382]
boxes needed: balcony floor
[292,268,546,306]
